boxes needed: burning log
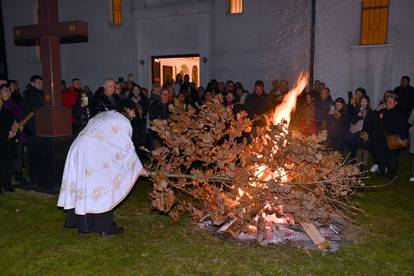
[148,73,364,250]
[300,222,330,250]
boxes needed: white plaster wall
[314,0,360,99]
[134,1,210,89]
[211,0,312,93]
[350,45,394,106]
[315,0,414,103]
[59,0,137,90]
[3,0,411,97]
[2,0,42,86]
[3,0,312,93]
[134,0,311,92]
[388,0,414,85]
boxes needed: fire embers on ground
[149,77,364,251]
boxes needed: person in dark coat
[326,98,348,152]
[381,93,408,178]
[112,81,123,108]
[91,79,117,116]
[244,80,270,121]
[353,96,376,169]
[1,84,29,182]
[369,91,391,175]
[23,75,44,135]
[0,98,17,192]
[9,80,25,108]
[315,87,334,130]
[394,75,414,118]
[24,75,44,113]
[149,88,170,121]
[129,84,149,155]
[72,91,92,136]
[148,88,170,150]
[408,108,414,182]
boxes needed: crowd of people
[1,73,414,193]
[292,76,414,181]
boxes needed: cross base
[35,107,72,137]
[27,136,73,194]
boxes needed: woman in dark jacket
[129,85,149,151]
[72,91,92,136]
[381,93,408,178]
[370,91,393,174]
[0,98,17,192]
[326,98,348,152]
[353,96,376,169]
[148,88,170,150]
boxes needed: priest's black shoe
[78,229,91,235]
[100,227,124,237]
[4,187,15,192]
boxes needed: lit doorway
[152,54,200,87]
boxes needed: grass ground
[1,156,414,275]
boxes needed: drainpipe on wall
[309,0,316,90]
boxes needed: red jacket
[63,87,79,123]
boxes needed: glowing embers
[238,72,308,243]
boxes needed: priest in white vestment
[57,100,146,236]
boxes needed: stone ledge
[351,44,394,49]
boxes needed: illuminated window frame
[360,0,389,45]
[110,0,122,25]
[228,0,243,15]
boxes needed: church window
[360,0,389,45]
[110,0,122,25]
[228,0,243,15]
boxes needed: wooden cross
[13,0,88,136]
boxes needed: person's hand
[360,131,369,142]
[334,111,341,119]
[11,121,19,133]
[140,169,149,177]
[8,130,16,139]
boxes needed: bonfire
[148,73,364,250]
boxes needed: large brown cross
[14,0,88,137]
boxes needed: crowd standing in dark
[0,73,413,193]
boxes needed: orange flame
[245,73,309,229]
[272,72,309,126]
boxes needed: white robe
[57,111,143,215]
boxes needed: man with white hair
[91,78,117,116]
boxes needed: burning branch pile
[148,74,364,249]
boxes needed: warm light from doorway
[229,0,243,14]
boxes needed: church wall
[211,0,312,93]
[59,0,137,90]
[2,0,42,86]
[388,0,414,85]
[6,0,410,100]
[314,0,360,100]
[4,0,313,93]
[134,1,210,89]
[315,0,414,104]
